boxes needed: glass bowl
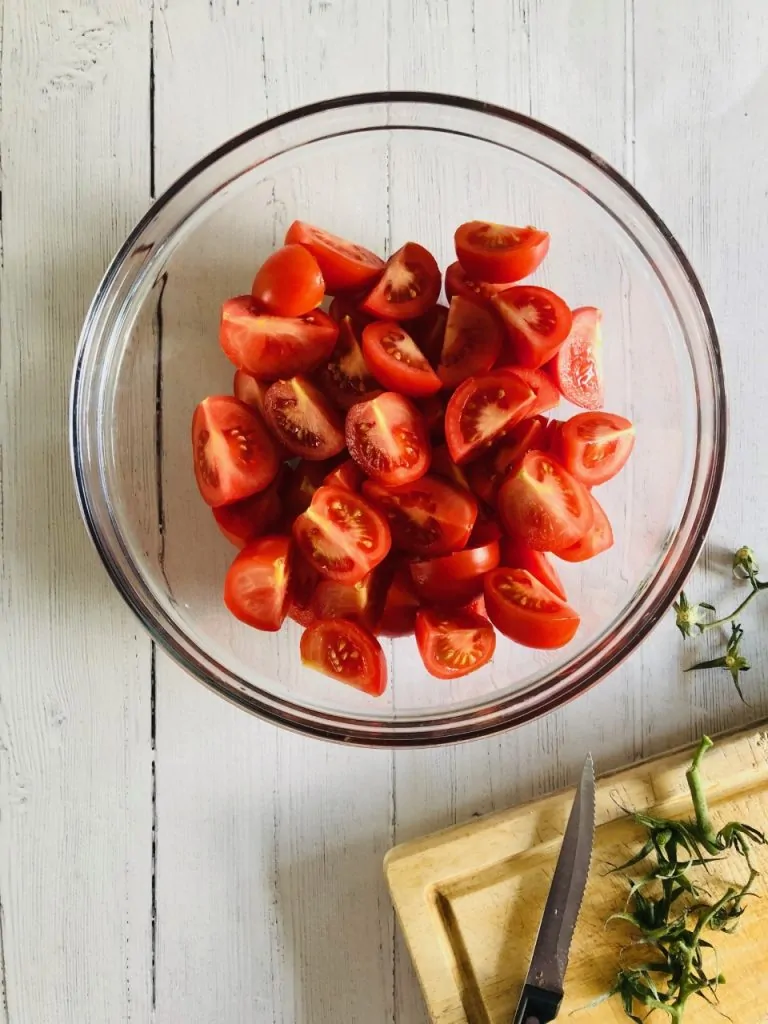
[70,93,725,746]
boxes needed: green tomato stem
[686,736,718,849]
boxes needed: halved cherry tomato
[497,450,593,551]
[224,535,293,631]
[484,567,580,648]
[498,537,567,602]
[445,262,507,303]
[264,376,345,460]
[300,619,387,696]
[455,221,550,284]
[416,393,447,441]
[213,474,283,548]
[362,474,477,556]
[292,485,391,584]
[311,562,392,632]
[233,370,269,415]
[378,565,421,637]
[415,608,496,679]
[323,458,364,493]
[318,316,380,411]
[409,540,500,605]
[220,296,338,378]
[251,244,324,317]
[192,395,280,507]
[282,458,340,520]
[499,366,560,416]
[346,392,431,486]
[409,304,448,367]
[285,221,385,293]
[288,550,321,627]
[558,411,635,487]
[431,444,471,492]
[548,307,604,410]
[361,321,442,398]
[444,372,535,464]
[491,286,572,369]
[437,296,503,388]
[556,492,614,562]
[361,242,441,320]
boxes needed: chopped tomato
[558,411,635,487]
[362,321,442,398]
[285,221,385,293]
[346,392,431,486]
[318,316,380,411]
[288,549,321,627]
[192,395,280,507]
[361,242,441,320]
[224,535,293,631]
[415,608,496,679]
[416,393,447,441]
[444,372,535,464]
[233,370,269,415]
[292,485,391,584]
[300,619,387,696]
[213,474,283,548]
[556,492,614,562]
[409,304,448,367]
[460,592,488,618]
[264,376,345,460]
[362,474,477,556]
[323,458,364,493]
[465,417,549,505]
[437,296,503,388]
[251,243,324,317]
[430,444,471,492]
[445,261,507,303]
[499,366,560,416]
[548,307,604,410]
[378,565,421,637]
[491,286,572,369]
[311,563,392,632]
[540,418,563,453]
[455,221,550,284]
[220,296,338,378]
[328,292,373,333]
[498,537,567,602]
[282,458,339,520]
[409,540,500,605]
[497,450,593,551]
[484,567,580,648]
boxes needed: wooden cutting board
[385,725,768,1023]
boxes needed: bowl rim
[70,90,726,747]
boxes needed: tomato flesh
[300,619,387,696]
[484,567,580,648]
[409,540,500,605]
[437,296,503,388]
[288,550,321,627]
[251,243,324,317]
[362,474,477,556]
[491,286,573,369]
[498,537,567,602]
[317,316,380,411]
[362,321,442,398]
[498,366,560,417]
[346,392,431,486]
[558,411,635,487]
[264,376,345,460]
[445,262,507,303]
[548,307,604,410]
[361,242,441,320]
[285,221,385,293]
[311,563,392,632]
[444,372,535,464]
[415,608,496,679]
[455,221,550,284]
[213,475,282,548]
[556,492,614,562]
[224,535,293,631]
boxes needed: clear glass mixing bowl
[70,93,725,746]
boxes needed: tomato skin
[192,395,280,507]
[251,243,325,317]
[484,567,580,649]
[547,307,604,411]
[311,562,392,632]
[455,221,550,284]
[378,565,421,637]
[318,316,381,412]
[300,619,387,696]
[361,242,441,320]
[558,411,635,487]
[223,535,293,632]
[345,392,431,486]
[264,376,345,460]
[362,321,442,398]
[328,292,372,331]
[555,492,614,562]
[445,262,507,303]
[233,370,269,415]
[498,367,560,417]
[409,304,448,368]
[220,296,339,378]
[491,286,573,369]
[437,296,504,388]
[362,474,477,556]
[444,372,535,464]
[285,221,385,293]
[212,474,283,548]
[409,540,500,605]
[323,458,364,493]
[498,537,567,602]
[415,608,496,680]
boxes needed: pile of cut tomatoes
[192,219,635,696]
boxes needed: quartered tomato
[558,411,635,487]
[415,608,496,679]
[292,485,391,584]
[437,296,503,388]
[444,372,535,464]
[498,537,567,602]
[497,450,594,551]
[264,376,345,460]
[300,619,387,696]
[224,535,293,631]
[491,286,572,369]
[318,316,380,411]
[430,444,471,492]
[346,392,431,486]
[212,474,283,548]
[233,369,269,415]
[409,304,448,367]
[288,549,321,627]
[556,492,614,562]
[484,567,580,648]
[378,565,421,637]
[464,417,549,505]
[311,563,392,632]
[361,242,441,320]
[220,296,338,378]
[251,243,324,317]
[192,395,280,507]
[548,307,604,410]
[455,221,550,284]
[499,366,560,416]
[285,221,385,293]
[362,322,442,397]
[445,261,507,303]
[362,474,477,556]
[328,293,373,332]
[282,458,339,520]
[409,539,500,605]
[323,458,364,493]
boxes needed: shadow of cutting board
[385,726,768,1023]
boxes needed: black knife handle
[513,984,563,1024]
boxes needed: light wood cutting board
[385,725,768,1023]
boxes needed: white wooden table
[3,2,768,1021]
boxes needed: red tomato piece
[548,307,604,410]
[361,321,442,398]
[264,376,345,461]
[378,565,422,637]
[409,304,449,367]
[444,372,535,464]
[220,296,339,379]
[361,474,477,556]
[540,418,563,454]
[346,392,431,486]
[223,535,293,631]
[430,444,472,492]
[251,243,325,317]
[300,619,387,696]
[497,450,594,551]
[311,563,392,632]
[409,540,500,605]
[468,515,503,547]
[192,395,280,507]
[328,292,372,330]
[292,485,391,584]
[317,316,381,412]
[556,492,614,562]
[323,458,364,493]
[288,550,321,627]
[285,221,385,293]
[558,411,635,487]
[212,474,283,548]
[498,537,567,602]
[459,592,488,618]
[361,242,441,320]
[445,261,508,303]
[437,296,504,388]
[498,366,560,416]
[233,370,269,415]
[282,458,339,520]
[415,608,496,679]
[491,286,573,369]
[484,567,580,648]
[455,221,550,284]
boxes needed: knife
[512,754,596,1024]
